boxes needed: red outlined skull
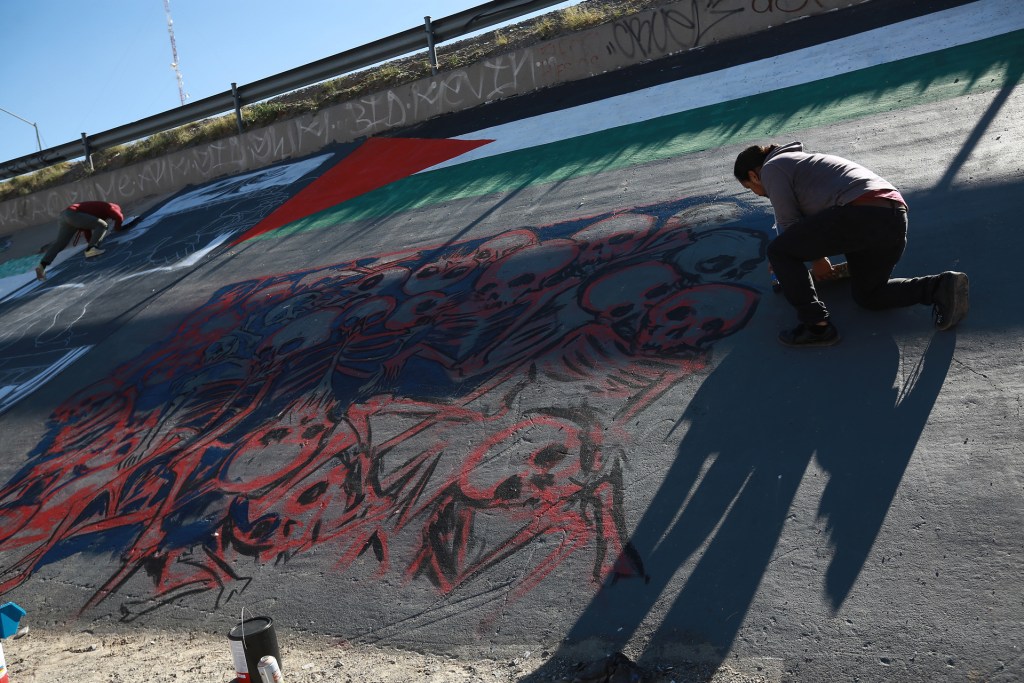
[664,201,741,231]
[354,265,411,294]
[385,291,448,331]
[257,309,344,361]
[472,229,538,265]
[670,228,767,283]
[570,212,656,272]
[474,239,580,309]
[457,414,595,506]
[635,283,759,354]
[262,292,323,327]
[403,253,479,296]
[579,262,680,331]
[341,296,396,331]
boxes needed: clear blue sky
[0,0,575,164]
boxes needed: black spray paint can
[228,616,282,683]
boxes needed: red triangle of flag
[232,136,492,245]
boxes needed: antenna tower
[163,0,188,105]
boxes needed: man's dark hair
[733,144,778,181]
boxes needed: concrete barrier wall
[0,0,857,235]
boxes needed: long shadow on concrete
[522,328,954,680]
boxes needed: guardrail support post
[424,16,438,75]
[232,83,245,133]
[80,133,94,172]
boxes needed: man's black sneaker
[933,271,969,330]
[779,322,840,348]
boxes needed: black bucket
[228,616,282,683]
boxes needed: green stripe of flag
[262,28,1023,240]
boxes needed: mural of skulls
[0,194,771,624]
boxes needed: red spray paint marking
[231,137,492,245]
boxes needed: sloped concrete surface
[0,2,1021,681]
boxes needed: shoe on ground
[35,265,46,281]
[779,321,840,348]
[83,246,105,258]
[933,271,969,330]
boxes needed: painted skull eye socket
[494,476,522,500]
[610,304,635,318]
[249,515,279,540]
[414,299,438,314]
[445,266,471,280]
[358,274,383,291]
[416,266,440,280]
[533,444,569,469]
[667,305,695,321]
[259,427,291,445]
[297,481,328,505]
[698,255,735,273]
[541,269,570,287]
[644,283,671,300]
[301,424,325,439]
[509,273,536,288]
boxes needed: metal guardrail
[0,0,569,182]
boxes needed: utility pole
[163,0,188,105]
[0,106,43,152]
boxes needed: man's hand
[810,257,836,281]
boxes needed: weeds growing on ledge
[0,0,665,203]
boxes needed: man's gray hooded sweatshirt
[759,142,899,231]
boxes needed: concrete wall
[0,0,858,236]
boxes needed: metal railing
[0,0,569,182]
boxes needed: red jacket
[68,201,124,232]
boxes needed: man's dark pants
[767,202,940,324]
[40,209,109,267]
